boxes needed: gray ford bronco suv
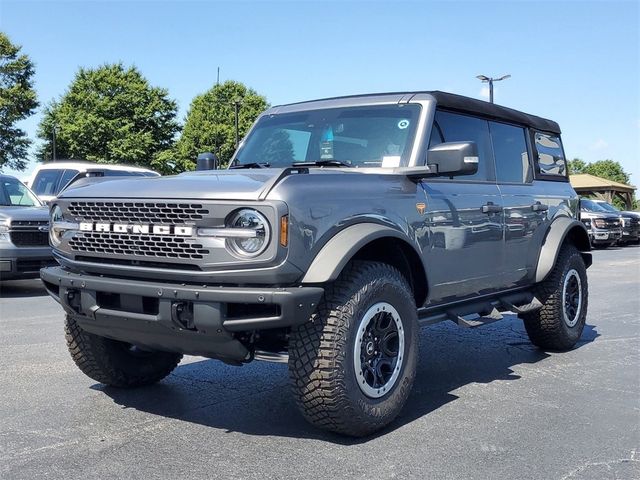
[41,91,591,436]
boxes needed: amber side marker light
[280,215,289,247]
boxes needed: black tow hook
[66,289,81,313]
[171,301,196,330]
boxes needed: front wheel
[288,261,419,437]
[65,315,182,387]
[522,244,588,351]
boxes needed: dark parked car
[0,175,55,280]
[579,198,622,248]
[42,91,591,436]
[591,199,640,244]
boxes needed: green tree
[567,158,587,175]
[170,80,269,171]
[37,64,179,172]
[0,32,38,171]
[583,159,630,185]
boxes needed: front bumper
[0,244,55,280]
[40,266,323,362]
[621,226,640,241]
[589,228,622,244]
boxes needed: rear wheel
[65,315,182,387]
[522,244,588,351]
[288,261,419,437]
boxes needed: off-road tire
[522,244,588,351]
[288,261,419,437]
[65,314,182,387]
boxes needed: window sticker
[397,119,410,129]
[381,155,401,168]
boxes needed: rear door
[421,110,505,303]
[490,121,548,288]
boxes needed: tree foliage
[568,158,631,185]
[37,64,179,172]
[169,80,269,171]
[569,158,635,210]
[0,32,39,171]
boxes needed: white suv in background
[25,161,159,204]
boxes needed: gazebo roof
[569,173,636,192]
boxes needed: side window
[489,122,531,183]
[534,132,566,177]
[429,111,492,181]
[32,169,63,196]
[59,169,79,191]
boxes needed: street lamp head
[476,75,490,82]
[496,74,511,81]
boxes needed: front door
[421,110,505,304]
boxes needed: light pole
[52,124,57,161]
[233,98,241,149]
[476,74,511,104]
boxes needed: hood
[58,169,293,201]
[581,211,620,220]
[0,206,50,224]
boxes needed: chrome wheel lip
[353,302,405,399]
[562,269,582,328]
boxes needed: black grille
[69,232,210,260]
[604,218,620,228]
[67,201,209,224]
[10,231,49,246]
[17,259,57,271]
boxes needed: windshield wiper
[292,160,353,168]
[229,162,270,169]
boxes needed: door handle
[481,202,503,214]
[531,202,549,212]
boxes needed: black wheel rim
[354,302,405,398]
[562,269,582,327]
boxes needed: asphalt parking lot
[1,246,638,480]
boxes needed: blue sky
[1,0,638,183]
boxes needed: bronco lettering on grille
[78,222,193,236]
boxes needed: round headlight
[225,209,270,258]
[49,205,64,247]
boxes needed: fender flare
[535,216,592,283]
[301,223,418,284]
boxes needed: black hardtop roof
[276,90,561,134]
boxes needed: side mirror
[427,141,478,177]
[196,152,220,171]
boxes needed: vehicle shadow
[97,316,599,444]
[0,278,48,298]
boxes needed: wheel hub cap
[353,302,405,398]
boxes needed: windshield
[594,201,619,213]
[581,199,608,213]
[0,177,42,207]
[233,104,421,168]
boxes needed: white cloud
[479,86,490,99]
[589,138,609,150]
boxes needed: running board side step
[417,291,544,328]
[448,307,503,328]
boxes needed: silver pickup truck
[0,174,54,280]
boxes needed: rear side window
[429,111,492,181]
[32,169,63,196]
[534,132,567,177]
[489,122,531,184]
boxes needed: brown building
[570,173,637,210]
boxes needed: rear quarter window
[534,132,567,179]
